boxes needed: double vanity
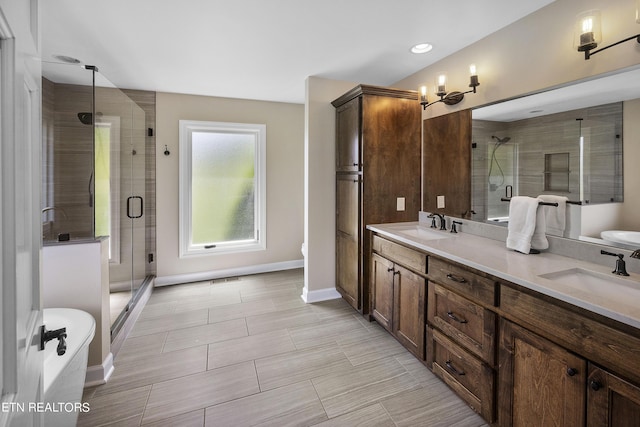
[367,218,640,426]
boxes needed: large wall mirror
[470,67,640,250]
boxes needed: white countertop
[367,222,640,330]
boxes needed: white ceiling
[41,0,555,104]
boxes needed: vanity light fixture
[420,65,480,110]
[576,9,640,60]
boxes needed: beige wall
[391,0,640,236]
[303,77,357,300]
[394,0,640,119]
[155,92,304,282]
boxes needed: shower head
[491,135,511,144]
[78,112,93,125]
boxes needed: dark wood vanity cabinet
[426,256,497,422]
[587,364,640,426]
[370,235,426,359]
[333,85,420,313]
[368,231,640,426]
[498,318,587,427]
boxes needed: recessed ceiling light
[52,54,82,64]
[411,43,433,54]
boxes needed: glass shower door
[95,79,147,329]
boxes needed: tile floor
[79,269,488,426]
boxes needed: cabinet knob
[387,267,394,272]
[590,380,602,391]
[566,368,578,376]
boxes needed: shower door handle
[127,196,144,219]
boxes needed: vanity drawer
[372,235,427,275]
[427,282,496,365]
[427,327,495,423]
[428,257,497,307]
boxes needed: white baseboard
[155,259,304,287]
[301,286,341,303]
[85,352,114,388]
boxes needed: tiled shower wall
[472,102,623,221]
[42,78,156,278]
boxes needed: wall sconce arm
[583,33,640,59]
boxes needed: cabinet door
[588,364,640,427]
[393,264,426,359]
[336,174,360,309]
[498,319,586,427]
[370,253,394,332]
[335,97,360,172]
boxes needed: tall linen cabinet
[332,85,421,314]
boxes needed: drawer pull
[446,273,467,284]
[387,267,394,272]
[445,360,465,376]
[447,311,468,324]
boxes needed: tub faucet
[41,206,68,219]
[40,326,67,356]
[600,250,629,276]
[428,213,447,231]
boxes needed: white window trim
[179,120,266,257]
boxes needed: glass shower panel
[94,76,146,325]
[41,61,95,241]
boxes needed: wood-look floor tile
[77,385,151,427]
[240,285,303,303]
[115,331,166,363]
[207,329,295,369]
[311,403,396,427]
[204,380,327,427]
[288,315,367,350]
[337,323,407,366]
[312,356,421,418]
[246,306,319,336]
[142,361,260,424]
[207,299,276,324]
[255,343,353,392]
[94,346,207,396]
[129,308,209,338]
[163,318,247,353]
[394,353,440,388]
[141,409,204,427]
[381,386,487,427]
[309,298,359,320]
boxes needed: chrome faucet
[428,213,447,231]
[600,250,629,276]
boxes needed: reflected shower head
[491,135,511,144]
[78,112,93,125]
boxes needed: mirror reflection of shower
[487,135,518,221]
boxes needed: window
[179,120,266,257]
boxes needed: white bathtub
[43,308,95,427]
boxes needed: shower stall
[42,61,155,338]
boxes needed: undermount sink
[538,267,640,297]
[391,225,451,241]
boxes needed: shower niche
[42,61,156,338]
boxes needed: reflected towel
[506,196,548,253]
[538,194,568,237]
